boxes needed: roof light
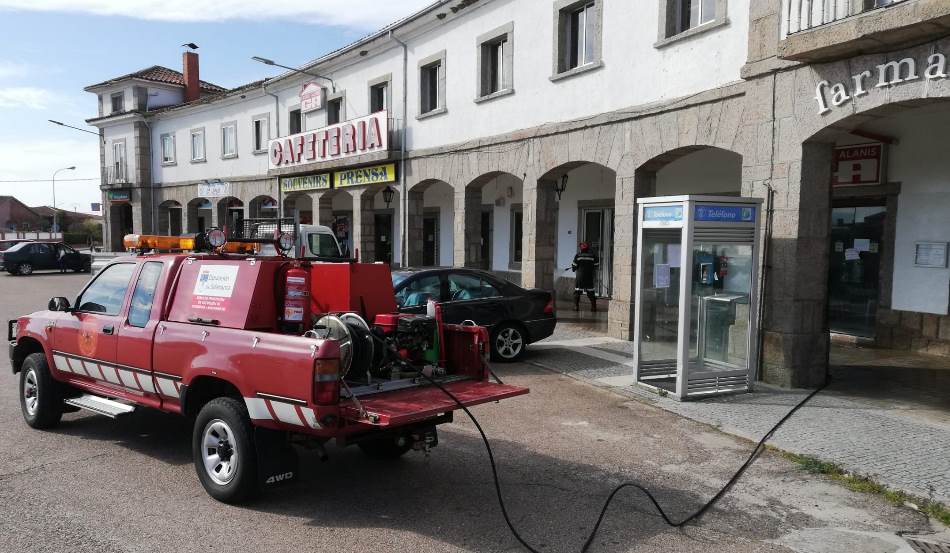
[206,228,227,249]
[123,234,196,252]
[276,232,294,253]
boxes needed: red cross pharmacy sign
[832,143,884,187]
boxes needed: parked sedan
[391,267,556,361]
[1,241,91,275]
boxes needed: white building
[86,0,950,388]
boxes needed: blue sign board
[643,205,683,223]
[694,205,755,223]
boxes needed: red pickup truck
[8,233,527,503]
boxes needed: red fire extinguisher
[283,265,310,327]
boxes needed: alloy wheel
[495,327,524,359]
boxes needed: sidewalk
[528,326,950,505]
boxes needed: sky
[0,0,432,214]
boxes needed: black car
[1,242,91,275]
[391,267,556,361]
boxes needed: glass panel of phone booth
[687,242,753,374]
[637,229,682,391]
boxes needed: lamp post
[382,186,396,208]
[554,174,568,201]
[48,119,102,140]
[52,166,76,234]
[251,56,336,92]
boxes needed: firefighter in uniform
[570,242,599,312]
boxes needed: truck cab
[9,231,527,503]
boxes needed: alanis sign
[815,52,948,115]
[268,111,388,170]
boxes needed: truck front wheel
[19,352,63,429]
[192,397,258,503]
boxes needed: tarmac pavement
[0,271,944,552]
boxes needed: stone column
[407,187,425,266]
[311,191,334,227]
[758,142,833,388]
[351,189,376,262]
[453,186,483,267]
[521,177,557,290]
[608,169,655,340]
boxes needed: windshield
[308,232,342,257]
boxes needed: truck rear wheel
[192,397,258,503]
[358,434,413,459]
[20,352,63,429]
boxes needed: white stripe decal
[244,398,273,421]
[116,369,139,390]
[78,360,92,378]
[155,378,179,398]
[299,407,322,429]
[269,400,304,426]
[101,365,121,385]
[137,375,157,394]
[53,355,71,373]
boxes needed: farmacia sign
[815,52,948,115]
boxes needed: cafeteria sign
[281,174,331,193]
[335,163,396,187]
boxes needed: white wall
[555,164,616,276]
[422,182,454,266]
[479,173,523,272]
[851,107,950,315]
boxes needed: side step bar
[65,394,135,418]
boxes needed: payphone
[632,196,762,400]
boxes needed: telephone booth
[633,196,762,400]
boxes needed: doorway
[374,212,394,264]
[580,206,614,297]
[480,207,492,270]
[423,212,439,266]
[828,203,886,337]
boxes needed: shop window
[289,108,302,135]
[552,0,602,79]
[510,204,523,268]
[221,122,238,159]
[658,0,727,45]
[418,50,446,119]
[160,133,176,165]
[252,114,269,153]
[110,92,124,114]
[370,77,389,113]
[477,22,514,101]
[190,128,205,162]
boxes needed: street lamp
[382,186,396,208]
[52,166,76,234]
[554,174,568,201]
[251,56,336,92]
[48,120,102,141]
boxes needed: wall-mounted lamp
[382,186,396,208]
[554,174,568,201]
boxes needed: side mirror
[48,297,71,312]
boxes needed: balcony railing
[784,0,908,35]
[102,164,130,186]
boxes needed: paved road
[0,271,938,553]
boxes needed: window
[659,0,727,43]
[128,262,162,327]
[395,274,442,308]
[510,205,523,266]
[308,233,342,258]
[447,273,503,301]
[190,128,205,162]
[327,96,343,125]
[477,23,514,100]
[221,122,237,158]
[553,0,602,78]
[370,80,389,113]
[77,263,136,315]
[160,133,176,165]
[110,92,124,114]
[33,243,52,256]
[112,141,126,181]
[420,61,441,114]
[289,109,302,134]
[252,115,269,153]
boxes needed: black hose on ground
[417,369,830,553]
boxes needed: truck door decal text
[192,265,239,312]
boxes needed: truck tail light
[313,358,340,406]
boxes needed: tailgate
[342,380,528,427]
